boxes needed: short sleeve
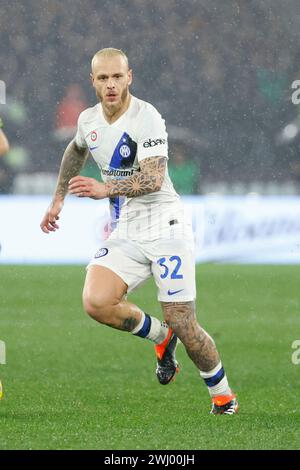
[74,113,88,149]
[137,106,168,162]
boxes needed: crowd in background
[1,0,300,194]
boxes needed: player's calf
[83,291,171,344]
[162,301,237,412]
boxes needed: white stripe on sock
[199,362,222,379]
[199,362,232,397]
[131,311,145,335]
[207,376,231,397]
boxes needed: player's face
[91,55,132,116]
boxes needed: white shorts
[88,238,196,302]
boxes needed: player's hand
[40,199,63,234]
[68,176,108,200]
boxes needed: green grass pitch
[0,264,299,450]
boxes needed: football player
[41,48,237,414]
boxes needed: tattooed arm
[68,156,166,199]
[40,140,89,233]
[54,140,89,200]
[105,156,166,197]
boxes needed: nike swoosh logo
[89,146,99,151]
[167,289,184,296]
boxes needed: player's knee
[82,291,115,324]
[162,301,196,339]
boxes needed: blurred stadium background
[1,0,300,451]
[1,0,300,196]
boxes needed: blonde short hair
[91,48,129,70]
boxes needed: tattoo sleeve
[105,156,166,198]
[54,140,89,199]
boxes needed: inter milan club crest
[119,144,131,158]
[91,131,97,141]
[94,248,108,258]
